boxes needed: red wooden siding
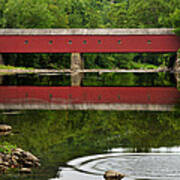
[0,87,179,105]
[0,35,179,53]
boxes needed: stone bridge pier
[71,53,84,86]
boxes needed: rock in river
[0,125,12,132]
[20,168,32,174]
[104,170,125,180]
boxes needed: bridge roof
[0,28,175,35]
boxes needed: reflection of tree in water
[0,75,3,84]
[0,110,180,179]
[175,101,180,114]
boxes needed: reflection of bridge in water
[0,86,179,111]
[0,28,180,111]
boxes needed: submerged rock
[104,170,125,180]
[0,131,11,136]
[20,168,31,174]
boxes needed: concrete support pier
[71,53,84,86]
[174,51,180,89]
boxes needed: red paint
[0,35,179,53]
[0,86,179,105]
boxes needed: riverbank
[0,65,35,75]
[0,65,34,70]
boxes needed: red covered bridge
[0,28,179,111]
[0,28,179,53]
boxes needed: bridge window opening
[98,95,101,100]
[118,40,122,44]
[24,40,28,44]
[49,40,53,44]
[147,40,152,45]
[98,40,102,44]
[117,95,121,100]
[68,40,72,45]
[83,40,87,44]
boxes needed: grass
[0,65,34,70]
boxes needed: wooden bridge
[0,28,180,111]
[0,28,179,53]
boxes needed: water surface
[0,73,179,180]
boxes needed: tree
[2,0,54,28]
[170,9,180,35]
[128,0,172,28]
[105,1,129,28]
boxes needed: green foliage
[171,8,180,35]
[106,2,129,28]
[128,0,170,28]
[174,27,180,36]
[2,0,54,28]
[0,65,34,70]
[0,142,16,154]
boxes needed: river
[0,73,180,180]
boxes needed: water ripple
[67,152,180,179]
